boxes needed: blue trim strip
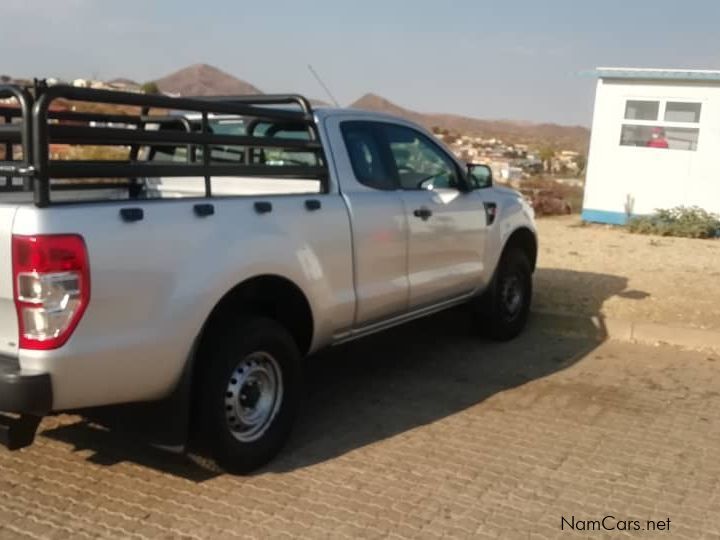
[581,209,632,225]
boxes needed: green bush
[628,206,720,239]
[141,81,160,94]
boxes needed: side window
[148,119,247,163]
[624,100,659,121]
[381,124,459,190]
[620,99,702,151]
[665,102,702,123]
[251,123,320,167]
[207,119,246,163]
[340,122,395,190]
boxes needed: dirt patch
[535,215,720,330]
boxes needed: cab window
[340,121,395,190]
[380,124,460,190]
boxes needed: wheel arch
[501,227,538,271]
[198,274,316,357]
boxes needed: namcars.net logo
[561,515,671,532]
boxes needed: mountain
[350,93,590,153]
[155,64,262,96]
[351,93,425,121]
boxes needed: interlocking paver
[1,312,719,538]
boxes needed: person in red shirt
[647,127,669,149]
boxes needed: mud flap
[0,414,42,450]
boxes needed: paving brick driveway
[0,311,719,539]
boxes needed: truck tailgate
[0,206,18,357]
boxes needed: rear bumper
[0,354,52,415]
[0,353,51,450]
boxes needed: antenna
[307,64,340,108]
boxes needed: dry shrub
[512,177,584,217]
[628,206,720,239]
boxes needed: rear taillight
[12,235,90,350]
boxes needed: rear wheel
[477,249,532,341]
[193,317,302,474]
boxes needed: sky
[2,0,719,126]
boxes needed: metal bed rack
[0,82,327,207]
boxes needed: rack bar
[46,162,328,180]
[46,125,323,150]
[196,94,313,114]
[0,87,32,160]
[35,86,312,123]
[201,112,211,197]
[0,84,328,206]
[0,86,33,193]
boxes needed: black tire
[193,316,302,474]
[477,248,533,341]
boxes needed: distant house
[501,165,524,181]
[583,67,720,224]
[89,81,112,90]
[488,160,522,182]
[108,78,141,93]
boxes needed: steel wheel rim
[224,351,283,443]
[500,273,524,321]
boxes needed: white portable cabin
[582,67,720,224]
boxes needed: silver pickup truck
[0,84,537,472]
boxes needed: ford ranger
[0,84,537,472]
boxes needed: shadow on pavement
[41,420,218,482]
[534,267,649,319]
[41,269,641,480]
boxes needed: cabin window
[620,99,701,151]
[620,125,699,151]
[664,102,702,123]
[625,100,659,121]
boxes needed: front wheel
[193,317,302,474]
[476,249,533,341]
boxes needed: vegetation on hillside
[141,81,160,94]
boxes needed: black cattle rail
[0,84,327,207]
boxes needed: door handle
[254,201,273,214]
[305,199,322,211]
[193,203,215,217]
[413,207,433,220]
[119,207,144,223]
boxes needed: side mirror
[466,163,493,190]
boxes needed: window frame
[619,98,702,152]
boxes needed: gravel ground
[2,320,720,538]
[534,215,720,330]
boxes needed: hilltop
[1,64,589,152]
[350,93,589,153]
[151,66,588,151]
[155,63,262,96]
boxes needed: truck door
[378,123,487,309]
[324,118,410,326]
